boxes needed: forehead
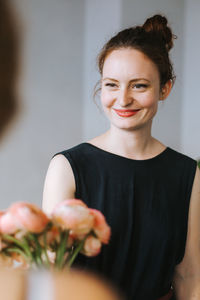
[102,48,159,81]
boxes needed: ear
[159,80,173,101]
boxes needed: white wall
[82,0,122,140]
[0,0,85,208]
[181,0,200,159]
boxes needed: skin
[101,48,164,132]
[0,269,25,300]
[0,269,121,300]
[172,166,200,299]
[53,269,122,300]
[95,48,172,160]
[43,48,200,299]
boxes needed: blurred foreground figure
[0,268,123,300]
[54,269,123,300]
[0,269,25,300]
[0,0,19,141]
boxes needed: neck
[103,122,162,160]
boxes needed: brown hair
[97,14,176,90]
[0,0,19,140]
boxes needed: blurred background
[0,0,199,209]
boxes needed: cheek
[138,92,159,108]
[100,90,114,108]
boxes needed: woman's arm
[173,166,200,300]
[42,154,76,215]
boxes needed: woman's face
[100,48,166,132]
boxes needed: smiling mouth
[113,109,141,117]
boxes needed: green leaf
[197,160,200,169]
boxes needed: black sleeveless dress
[55,143,197,300]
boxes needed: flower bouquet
[0,199,111,270]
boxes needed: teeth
[118,111,134,114]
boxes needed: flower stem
[6,247,29,261]
[2,234,33,262]
[3,234,26,249]
[26,233,43,267]
[55,231,69,269]
[66,239,85,268]
[42,230,50,268]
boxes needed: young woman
[43,15,200,300]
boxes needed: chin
[111,119,151,132]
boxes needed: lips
[113,109,141,117]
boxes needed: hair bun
[142,14,176,51]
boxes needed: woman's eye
[133,84,148,89]
[105,83,117,88]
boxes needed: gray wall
[82,0,121,140]
[0,0,199,210]
[0,0,85,208]
[181,0,200,158]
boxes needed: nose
[118,88,133,107]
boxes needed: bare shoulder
[173,166,200,283]
[46,154,74,177]
[42,154,76,215]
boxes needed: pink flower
[89,209,111,244]
[82,236,102,257]
[38,225,60,247]
[0,210,22,234]
[66,234,74,248]
[2,202,50,234]
[52,199,94,236]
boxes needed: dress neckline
[83,142,170,163]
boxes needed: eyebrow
[102,77,150,83]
